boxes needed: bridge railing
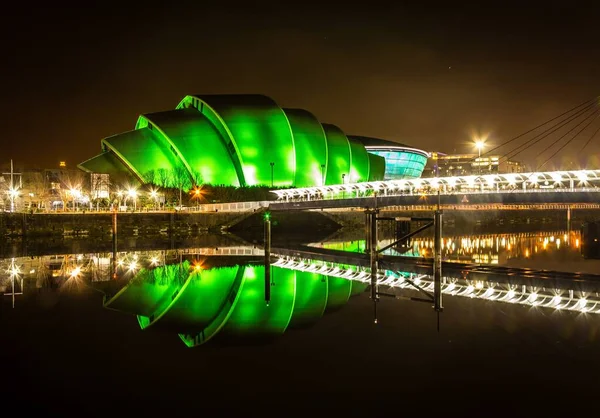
[271,184,600,203]
[271,169,600,202]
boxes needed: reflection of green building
[104,261,367,347]
[79,94,428,189]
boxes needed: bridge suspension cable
[535,111,600,172]
[500,101,599,162]
[579,121,600,154]
[480,96,599,158]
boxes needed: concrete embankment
[2,207,598,241]
[0,209,342,238]
[0,211,244,237]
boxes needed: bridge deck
[269,190,600,211]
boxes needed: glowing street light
[149,189,159,210]
[4,159,21,212]
[191,187,203,210]
[69,188,81,211]
[474,139,485,175]
[127,188,138,211]
[8,187,19,212]
[475,140,485,155]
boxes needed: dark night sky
[1,1,599,170]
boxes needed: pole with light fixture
[474,140,485,175]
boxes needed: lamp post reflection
[4,258,23,309]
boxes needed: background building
[1,163,92,211]
[423,152,523,177]
[79,94,429,190]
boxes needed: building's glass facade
[367,150,428,179]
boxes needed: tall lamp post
[150,190,158,211]
[127,189,137,211]
[269,162,275,188]
[320,164,326,186]
[193,187,201,210]
[69,188,81,212]
[8,188,18,213]
[474,140,485,175]
[5,159,20,212]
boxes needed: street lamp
[69,188,81,212]
[127,188,138,211]
[116,190,124,209]
[8,187,19,213]
[474,140,485,175]
[320,164,326,186]
[192,187,202,210]
[269,162,275,188]
[149,189,158,210]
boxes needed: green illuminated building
[79,95,428,189]
[104,261,367,347]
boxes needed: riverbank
[2,208,599,241]
[0,210,341,238]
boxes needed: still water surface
[2,229,600,416]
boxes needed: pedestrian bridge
[268,169,600,211]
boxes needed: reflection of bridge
[271,245,600,284]
[271,249,600,315]
[268,169,600,211]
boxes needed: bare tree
[23,172,51,210]
[155,168,171,189]
[190,169,203,188]
[172,166,192,208]
[57,169,88,211]
[144,169,156,186]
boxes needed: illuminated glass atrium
[79,95,429,188]
[351,136,430,180]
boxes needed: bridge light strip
[272,256,600,314]
[270,169,600,200]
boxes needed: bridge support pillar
[366,209,380,323]
[365,212,371,253]
[433,210,443,314]
[111,208,118,280]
